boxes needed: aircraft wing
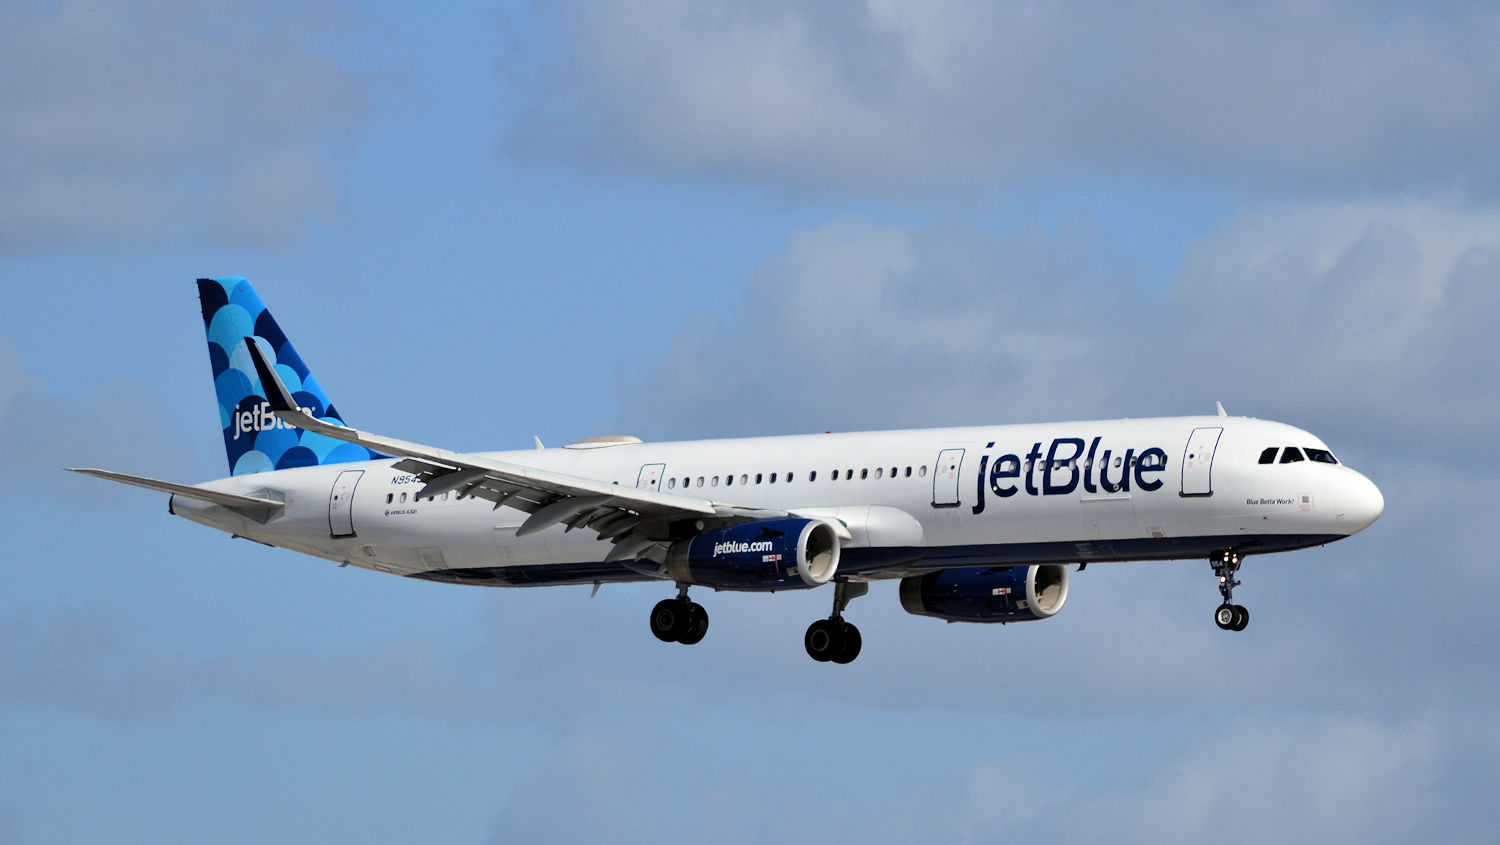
[245,338,780,565]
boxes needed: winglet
[534,436,545,451]
[1216,401,1227,417]
[245,336,300,414]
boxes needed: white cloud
[0,331,209,499]
[511,1,1500,198]
[0,0,370,252]
[615,200,1500,464]
[482,715,1449,845]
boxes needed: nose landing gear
[1211,550,1249,631]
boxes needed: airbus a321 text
[74,278,1384,664]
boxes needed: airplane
[72,277,1384,664]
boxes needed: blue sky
[3,1,1498,842]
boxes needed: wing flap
[243,337,790,562]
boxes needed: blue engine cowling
[666,518,841,591]
[898,564,1070,623]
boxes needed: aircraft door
[329,469,364,538]
[1181,427,1223,497]
[636,463,666,492]
[932,448,965,508]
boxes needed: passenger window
[919,466,927,477]
[769,473,777,483]
[755,473,763,484]
[668,478,676,489]
[725,474,733,486]
[846,469,853,479]
[740,474,748,485]
[1305,448,1338,464]
[787,472,794,482]
[1280,448,1304,463]
[386,493,393,504]
[711,476,719,487]
[400,492,407,503]
[860,468,868,480]
[696,477,705,487]
[1258,447,1277,464]
[809,470,817,482]
[905,466,912,477]
[875,467,884,479]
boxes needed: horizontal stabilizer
[69,468,284,515]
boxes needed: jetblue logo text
[971,437,1169,516]
[713,539,775,556]
[232,401,317,441]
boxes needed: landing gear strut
[1211,550,1249,631]
[805,580,868,664]
[650,584,709,645]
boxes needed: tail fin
[198,277,377,476]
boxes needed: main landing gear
[648,580,869,663]
[1211,550,1249,632]
[805,580,868,664]
[650,584,708,645]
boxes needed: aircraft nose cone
[1338,473,1384,534]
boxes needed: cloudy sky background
[2,1,1497,841]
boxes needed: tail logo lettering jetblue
[232,401,319,441]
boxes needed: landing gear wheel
[806,580,870,664]
[1214,603,1250,631]
[1210,551,1250,633]
[678,602,710,645]
[650,598,691,643]
[804,619,840,662]
[830,621,862,664]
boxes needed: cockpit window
[1279,447,1305,463]
[1258,447,1277,464]
[1305,448,1338,464]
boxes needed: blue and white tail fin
[198,277,377,476]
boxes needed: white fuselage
[168,415,1383,588]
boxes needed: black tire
[804,618,841,662]
[1214,603,1236,630]
[830,622,862,664]
[1231,604,1250,631]
[651,599,684,642]
[678,603,709,645]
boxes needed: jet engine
[666,518,840,591]
[899,564,1070,623]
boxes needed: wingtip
[243,336,297,412]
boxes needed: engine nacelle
[899,564,1070,623]
[666,518,841,591]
